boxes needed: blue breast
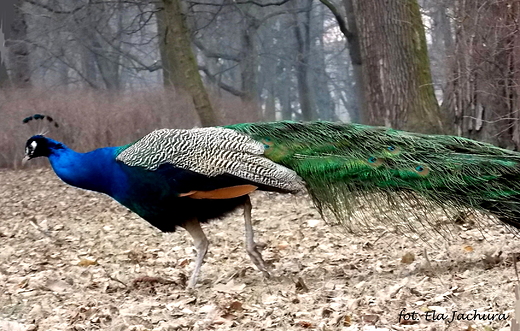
[47,143,249,231]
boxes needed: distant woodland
[1,0,519,150]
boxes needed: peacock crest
[22,114,59,136]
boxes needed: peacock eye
[262,137,273,149]
[413,165,430,176]
[368,156,378,163]
[387,146,396,151]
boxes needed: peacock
[23,115,520,287]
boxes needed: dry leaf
[296,320,313,328]
[362,314,379,324]
[295,277,309,293]
[307,219,321,227]
[0,320,27,331]
[221,313,237,321]
[178,258,190,267]
[463,245,474,252]
[277,241,290,250]
[17,279,29,289]
[401,252,415,264]
[212,317,233,326]
[46,279,71,293]
[343,315,352,327]
[0,170,516,331]
[77,259,98,266]
[228,301,243,312]
[400,318,419,325]
[213,280,245,293]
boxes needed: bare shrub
[0,88,259,169]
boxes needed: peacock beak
[22,155,31,166]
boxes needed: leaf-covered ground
[0,169,518,331]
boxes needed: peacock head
[23,135,52,164]
[23,135,65,165]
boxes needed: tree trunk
[159,0,217,127]
[260,40,278,121]
[293,0,316,121]
[156,4,174,87]
[93,3,122,90]
[445,0,520,149]
[0,61,8,87]
[264,88,276,121]
[276,59,293,120]
[353,0,441,133]
[342,0,364,123]
[312,4,336,121]
[428,0,453,124]
[5,1,31,88]
[240,22,259,105]
[93,37,121,90]
[81,38,99,88]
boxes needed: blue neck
[47,140,120,195]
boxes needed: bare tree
[3,0,31,88]
[310,3,336,121]
[444,0,520,149]
[292,0,315,121]
[422,0,453,98]
[4,0,374,126]
[159,0,217,126]
[191,0,348,121]
[25,0,161,89]
[352,0,441,132]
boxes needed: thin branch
[25,0,85,14]
[26,0,161,14]
[193,39,241,61]
[91,24,161,72]
[199,65,246,97]
[187,0,291,7]
[318,0,353,40]
[28,41,100,89]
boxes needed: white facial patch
[31,141,37,150]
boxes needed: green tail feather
[226,121,520,232]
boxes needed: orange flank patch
[179,185,258,199]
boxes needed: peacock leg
[243,195,270,277]
[181,218,209,288]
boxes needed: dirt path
[0,169,517,330]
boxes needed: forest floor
[0,169,519,331]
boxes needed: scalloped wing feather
[116,127,305,192]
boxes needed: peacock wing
[115,127,305,193]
